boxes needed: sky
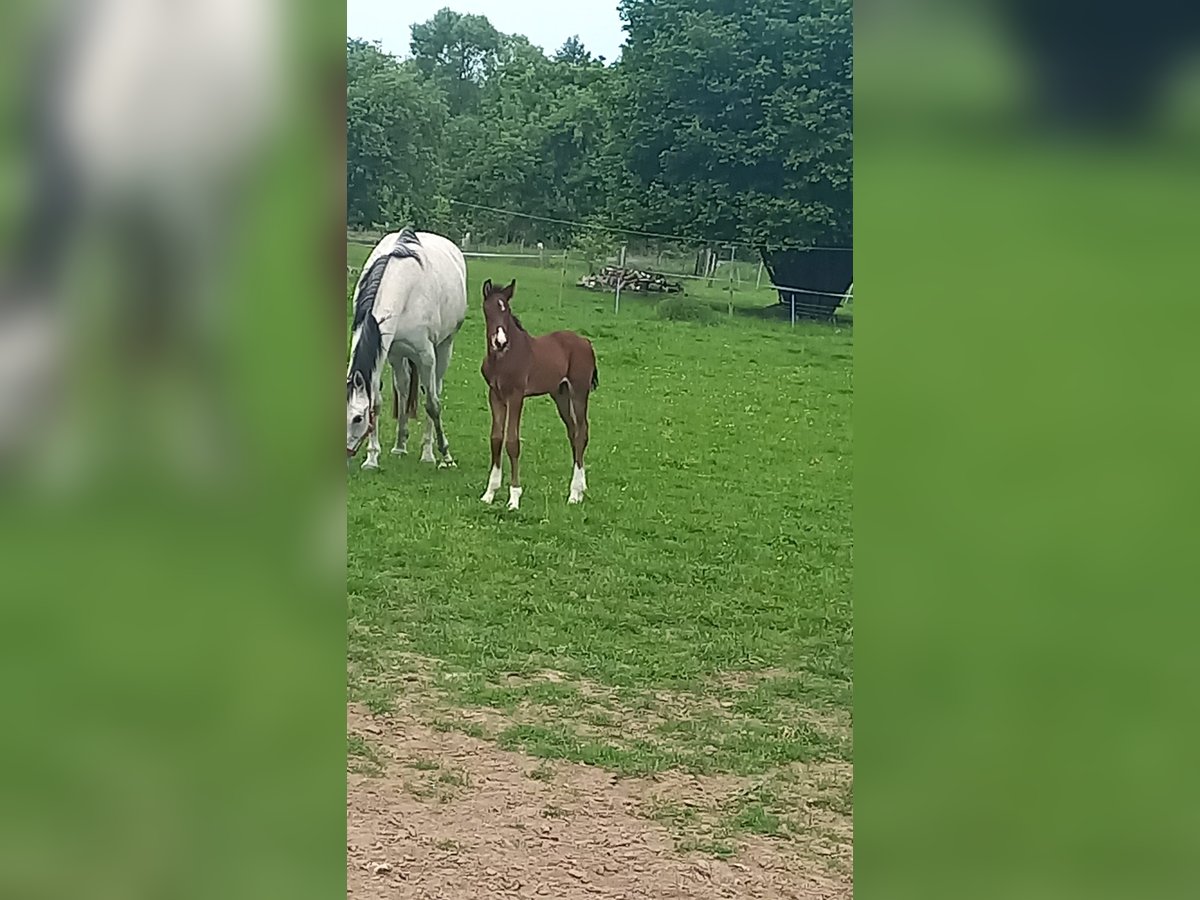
[347,0,626,63]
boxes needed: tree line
[347,0,851,302]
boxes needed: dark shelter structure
[761,247,853,321]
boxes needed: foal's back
[525,330,596,397]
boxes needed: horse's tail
[405,359,420,418]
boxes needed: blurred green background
[3,1,1200,897]
[859,3,1200,898]
[1,2,345,899]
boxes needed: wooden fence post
[558,251,568,307]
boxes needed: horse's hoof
[419,453,437,464]
[361,460,379,471]
[481,493,494,504]
[568,494,583,505]
[438,458,457,469]
[390,447,407,456]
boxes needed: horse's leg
[419,412,436,463]
[432,336,456,467]
[361,393,382,470]
[505,396,525,510]
[416,340,454,468]
[412,344,439,464]
[553,385,583,504]
[481,388,507,504]
[568,387,590,502]
[389,358,410,456]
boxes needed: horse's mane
[348,230,424,396]
[392,227,423,265]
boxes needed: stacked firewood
[577,266,683,294]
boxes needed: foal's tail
[405,359,420,418]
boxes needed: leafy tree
[554,36,593,66]
[346,40,446,229]
[617,0,851,248]
[568,224,619,274]
[347,3,851,314]
[410,7,504,115]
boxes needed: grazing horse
[479,279,598,509]
[346,229,467,468]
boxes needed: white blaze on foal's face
[491,325,508,352]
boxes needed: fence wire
[346,233,852,323]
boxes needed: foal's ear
[482,278,493,299]
[503,279,516,298]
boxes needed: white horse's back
[360,231,467,349]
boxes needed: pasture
[346,240,853,895]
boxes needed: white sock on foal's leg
[568,464,586,504]
[480,466,502,504]
[507,485,523,511]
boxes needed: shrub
[657,296,718,324]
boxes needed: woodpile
[577,266,683,294]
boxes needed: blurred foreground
[0,2,344,898]
[859,3,1200,900]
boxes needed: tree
[346,39,446,229]
[437,33,620,244]
[554,35,593,66]
[617,0,852,313]
[410,7,504,115]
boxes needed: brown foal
[479,278,598,509]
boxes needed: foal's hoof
[567,494,583,505]
[360,459,379,471]
[419,452,437,464]
[390,447,407,456]
[438,457,457,469]
[481,491,496,505]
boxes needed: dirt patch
[348,704,851,900]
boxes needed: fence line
[631,266,850,300]
[463,252,543,259]
[346,239,852,321]
[445,199,852,253]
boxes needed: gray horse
[346,229,467,469]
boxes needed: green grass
[406,756,439,772]
[346,241,852,848]
[656,295,720,324]
[347,734,384,776]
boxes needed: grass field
[346,240,853,860]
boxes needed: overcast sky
[347,0,626,63]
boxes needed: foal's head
[481,278,518,354]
